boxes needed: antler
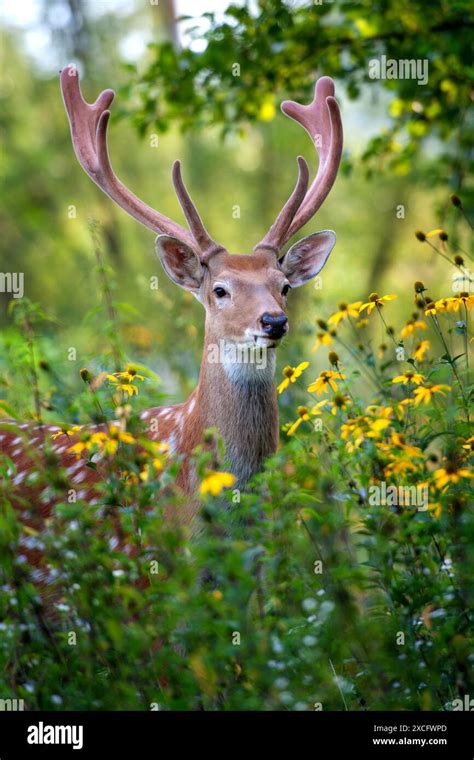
[255,76,343,253]
[60,64,219,257]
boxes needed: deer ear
[280,230,336,287]
[155,235,204,292]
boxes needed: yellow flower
[308,370,345,396]
[401,320,427,339]
[365,404,393,419]
[359,292,397,315]
[311,400,328,415]
[384,458,420,476]
[413,384,450,405]
[200,470,236,497]
[366,418,391,438]
[51,425,82,440]
[107,368,145,397]
[413,340,430,362]
[378,431,423,461]
[277,362,309,394]
[107,376,139,396]
[68,424,135,458]
[110,368,145,383]
[150,441,171,456]
[434,464,472,489]
[392,371,425,386]
[328,394,351,415]
[340,416,368,450]
[424,301,438,316]
[328,301,363,327]
[139,442,170,480]
[390,432,423,457]
[312,332,333,352]
[435,293,474,312]
[68,440,89,457]
[287,406,311,436]
[462,435,474,453]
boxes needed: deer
[1,65,342,545]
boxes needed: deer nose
[260,312,288,339]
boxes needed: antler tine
[60,64,199,252]
[255,77,342,253]
[254,156,309,255]
[280,76,343,245]
[172,161,224,258]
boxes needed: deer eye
[213,286,228,298]
[281,283,291,297]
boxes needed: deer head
[60,66,342,354]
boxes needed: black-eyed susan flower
[401,320,427,339]
[384,431,423,459]
[359,292,397,315]
[308,370,345,396]
[340,417,367,450]
[51,425,82,440]
[107,367,145,396]
[366,418,391,438]
[199,470,236,496]
[434,463,472,489]
[413,383,450,405]
[68,424,135,458]
[392,371,425,386]
[384,457,420,477]
[287,406,311,437]
[413,340,430,362]
[340,409,390,451]
[365,404,394,420]
[139,441,171,480]
[327,301,362,327]
[436,293,473,312]
[277,362,309,394]
[312,331,333,352]
[328,393,351,415]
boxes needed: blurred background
[0,0,472,410]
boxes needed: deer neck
[194,332,279,485]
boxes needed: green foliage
[0,218,472,711]
[0,0,472,713]
[126,0,474,192]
